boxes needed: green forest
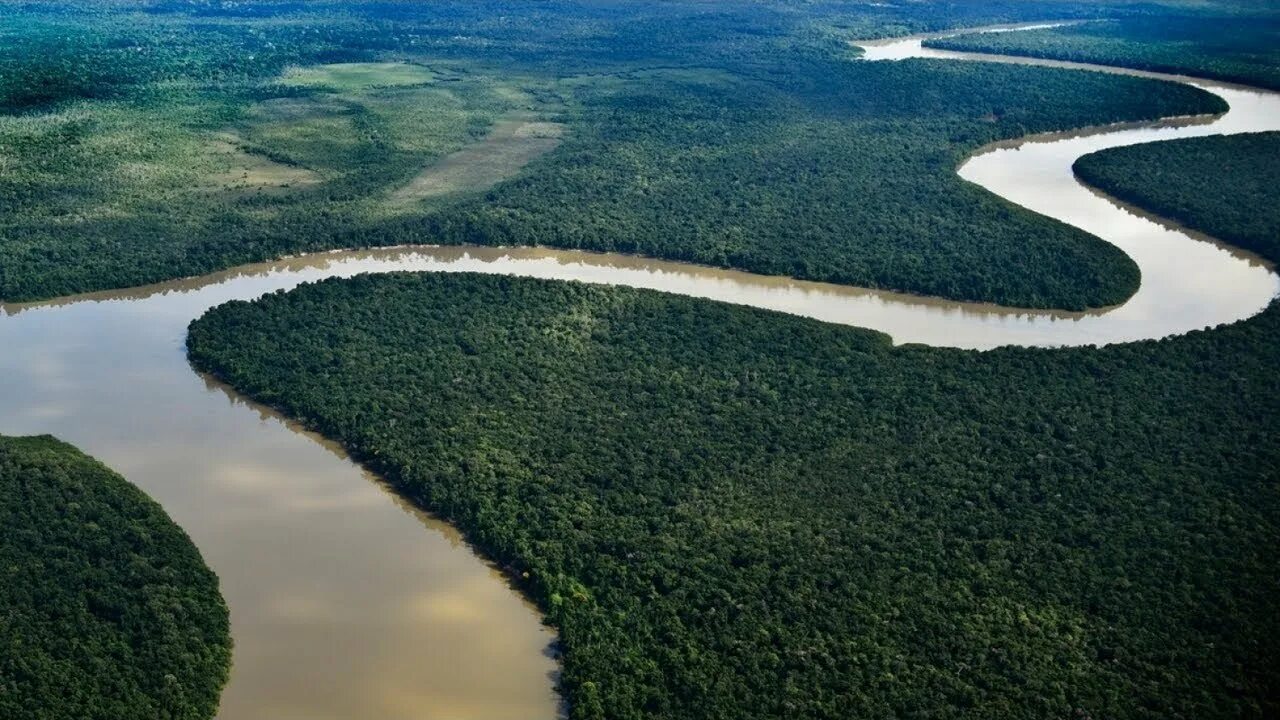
[0,435,231,720]
[5,1,1280,718]
[928,16,1280,90]
[188,121,1280,718]
[401,61,1211,310]
[0,0,1240,308]
[1074,132,1280,262]
[189,273,1280,720]
[183,55,1280,715]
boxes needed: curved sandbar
[1,23,1277,720]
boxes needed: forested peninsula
[927,16,1280,90]
[185,83,1280,718]
[189,270,1279,719]
[1074,132,1280,262]
[0,435,231,720]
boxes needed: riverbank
[187,269,1280,719]
[0,434,231,720]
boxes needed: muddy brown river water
[1,24,1276,720]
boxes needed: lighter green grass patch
[387,114,565,207]
[246,96,351,122]
[240,110,361,174]
[203,133,319,195]
[359,86,477,155]
[279,62,435,91]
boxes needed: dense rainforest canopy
[0,0,1246,308]
[5,1,1280,718]
[1074,132,1280,263]
[0,435,231,720]
[184,57,1280,715]
[396,60,1208,310]
[189,273,1280,719]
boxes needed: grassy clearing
[204,133,319,195]
[236,101,362,175]
[387,114,565,205]
[279,62,436,91]
[360,85,486,155]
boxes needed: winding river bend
[1,25,1277,720]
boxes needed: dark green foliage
[408,59,1223,310]
[928,17,1280,90]
[188,272,1280,720]
[0,435,231,720]
[0,1,1225,309]
[1074,132,1280,262]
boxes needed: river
[0,24,1276,720]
